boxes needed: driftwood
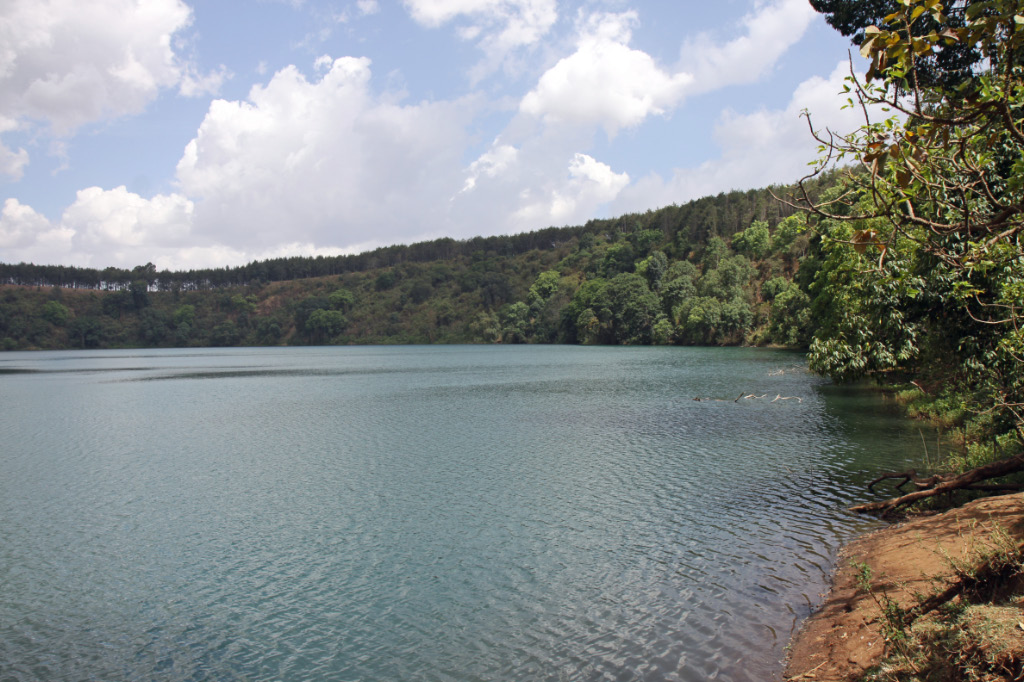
[692,393,804,403]
[851,454,1024,517]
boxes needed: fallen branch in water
[852,454,1024,517]
[693,393,804,403]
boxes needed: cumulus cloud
[0,0,227,176]
[0,198,74,263]
[611,61,873,214]
[65,186,194,251]
[176,56,477,249]
[519,12,691,137]
[0,188,200,267]
[0,0,193,133]
[0,1,851,270]
[461,143,518,192]
[512,152,629,226]
[680,0,817,94]
[0,188,303,270]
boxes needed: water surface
[0,345,929,681]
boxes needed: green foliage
[732,220,771,260]
[498,302,529,343]
[606,273,661,344]
[40,301,69,326]
[305,309,347,343]
[768,284,812,347]
[173,304,196,328]
[68,317,102,348]
[138,308,170,345]
[328,288,355,311]
[629,229,663,257]
[374,270,398,291]
[700,236,730,270]
[527,271,560,306]
[600,242,635,277]
[0,183,822,351]
[636,251,668,291]
[129,280,150,310]
[771,215,805,254]
[802,0,1024,455]
[209,321,241,347]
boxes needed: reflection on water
[0,346,929,681]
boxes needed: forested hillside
[0,180,827,351]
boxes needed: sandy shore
[782,494,1024,681]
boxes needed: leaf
[852,229,880,254]
[860,36,878,58]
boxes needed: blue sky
[0,0,866,270]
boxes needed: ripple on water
[0,346,923,681]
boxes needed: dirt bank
[783,494,1024,681]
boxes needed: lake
[0,345,929,681]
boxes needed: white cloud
[64,186,194,251]
[0,0,194,134]
[403,0,557,76]
[357,0,380,15]
[680,0,817,94]
[512,152,629,226]
[176,56,477,250]
[0,198,74,263]
[0,144,29,180]
[611,61,873,214]
[519,12,691,137]
[0,198,64,248]
[0,188,292,270]
[0,2,854,270]
[179,64,232,98]
[0,0,227,178]
[461,143,518,192]
[0,115,28,179]
[456,137,630,232]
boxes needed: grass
[858,525,1024,682]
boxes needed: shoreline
[782,494,1024,681]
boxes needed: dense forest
[0,180,824,351]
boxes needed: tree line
[0,184,808,292]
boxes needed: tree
[305,309,347,343]
[606,273,661,344]
[498,302,529,343]
[328,288,355,311]
[810,0,983,89]
[129,280,150,310]
[68,316,103,348]
[209,321,241,346]
[41,300,70,326]
[636,250,668,291]
[732,221,772,260]
[527,271,561,306]
[796,0,1024,507]
[767,282,812,347]
[137,308,170,345]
